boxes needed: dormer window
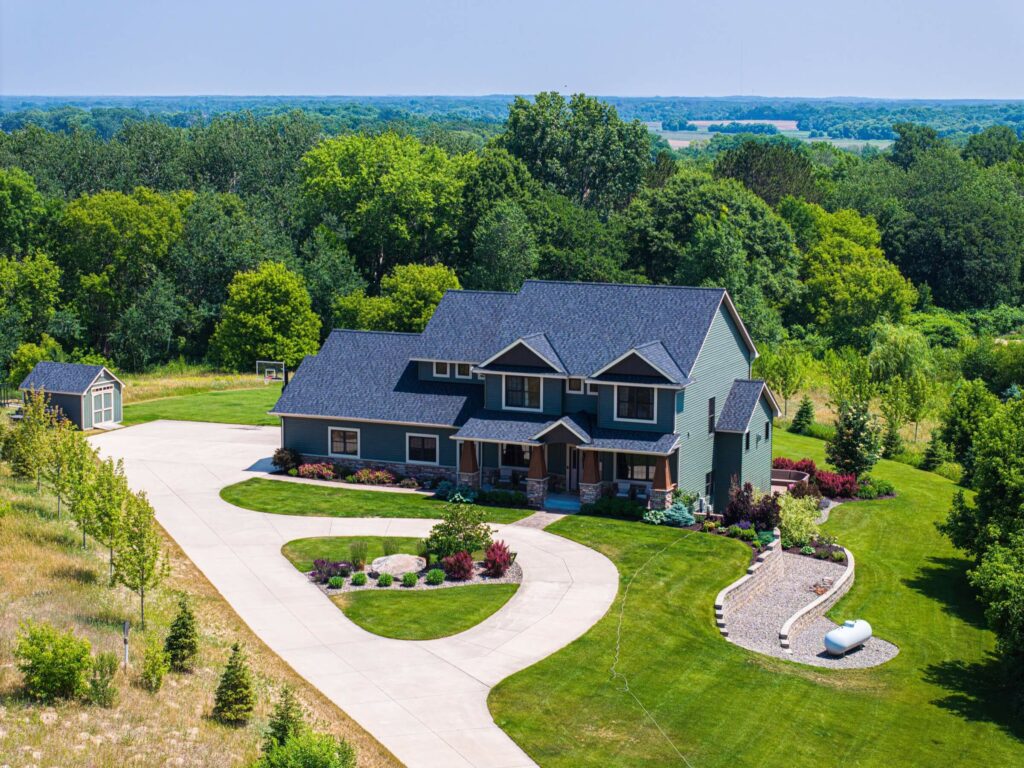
[503,375,542,411]
[455,363,472,379]
[566,377,583,394]
[433,361,449,377]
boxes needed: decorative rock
[370,554,425,576]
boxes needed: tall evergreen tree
[164,596,200,672]
[212,643,255,726]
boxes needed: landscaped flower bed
[773,457,896,501]
[310,558,523,595]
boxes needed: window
[705,471,714,500]
[707,397,716,433]
[455,363,472,379]
[616,386,655,422]
[433,361,449,377]
[616,454,656,481]
[745,431,751,450]
[586,382,599,395]
[407,434,438,464]
[764,421,770,440]
[500,443,532,468]
[328,428,359,457]
[566,377,583,393]
[504,375,541,410]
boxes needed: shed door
[92,385,114,425]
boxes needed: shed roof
[19,362,117,395]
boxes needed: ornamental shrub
[402,572,418,588]
[665,494,698,527]
[255,731,356,768]
[772,456,818,479]
[165,596,199,672]
[297,463,334,480]
[642,507,667,525]
[312,560,352,583]
[15,621,92,701]
[702,520,718,532]
[727,524,743,538]
[442,551,475,581]
[382,538,400,556]
[327,576,344,589]
[476,489,528,507]
[739,527,758,542]
[348,542,369,570]
[789,480,822,500]
[800,545,815,555]
[934,461,964,483]
[581,496,645,520]
[815,471,859,498]
[350,468,396,485]
[831,550,847,563]
[263,686,306,753]
[377,573,393,587]
[779,494,820,548]
[757,530,775,547]
[140,636,169,693]
[87,651,119,708]
[483,540,515,577]
[213,643,255,726]
[350,572,367,587]
[425,568,445,585]
[858,475,896,499]
[789,395,815,435]
[272,448,303,473]
[398,477,420,489]
[423,502,493,560]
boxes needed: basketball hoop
[256,360,286,385]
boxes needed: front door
[567,446,580,492]
[92,385,114,425]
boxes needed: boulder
[370,554,426,576]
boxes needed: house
[19,361,124,430]
[271,281,780,510]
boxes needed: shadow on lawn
[924,655,1024,741]
[902,556,988,631]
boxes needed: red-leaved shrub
[297,463,335,480]
[772,457,818,479]
[815,471,858,498]
[441,551,474,581]
[772,457,796,470]
[483,540,515,577]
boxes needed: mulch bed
[309,561,523,595]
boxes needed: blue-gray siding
[282,417,458,467]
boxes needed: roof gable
[478,333,566,373]
[716,379,781,433]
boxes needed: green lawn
[281,536,518,640]
[488,431,1023,768]
[222,477,530,523]
[121,384,282,426]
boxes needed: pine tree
[164,596,200,672]
[112,491,165,629]
[789,395,815,435]
[263,686,306,752]
[826,400,883,477]
[212,643,255,726]
[921,431,954,471]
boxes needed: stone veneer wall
[714,528,783,638]
[778,547,855,651]
[302,455,456,484]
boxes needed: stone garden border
[714,528,782,638]
[778,546,855,651]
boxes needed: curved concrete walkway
[91,421,618,768]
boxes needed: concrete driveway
[90,421,618,768]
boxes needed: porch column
[579,450,603,505]
[525,444,548,508]
[458,440,480,489]
[650,454,674,510]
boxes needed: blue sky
[2,0,1022,98]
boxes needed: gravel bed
[786,616,900,668]
[311,561,523,594]
[725,553,847,656]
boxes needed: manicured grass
[121,384,282,426]
[222,477,530,523]
[282,536,424,571]
[334,584,519,640]
[488,431,1023,768]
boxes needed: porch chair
[615,481,632,499]
[633,485,650,504]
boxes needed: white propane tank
[824,619,872,656]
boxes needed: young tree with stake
[113,490,165,629]
[94,458,129,581]
[43,419,86,519]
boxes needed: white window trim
[501,373,544,413]
[433,361,450,377]
[612,384,659,425]
[327,426,361,459]
[613,451,656,484]
[566,377,584,394]
[498,442,533,470]
[454,362,472,379]
[406,433,440,466]
[586,382,599,395]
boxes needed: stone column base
[579,482,603,505]
[526,476,548,508]
[458,470,481,490]
[650,488,673,510]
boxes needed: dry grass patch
[121,364,266,404]
[0,467,399,768]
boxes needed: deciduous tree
[113,491,165,629]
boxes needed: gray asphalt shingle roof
[418,281,736,378]
[271,330,483,427]
[19,362,107,394]
[583,428,682,454]
[452,411,552,444]
[716,379,771,433]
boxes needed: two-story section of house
[271,281,780,511]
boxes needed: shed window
[407,434,438,464]
[329,428,359,457]
[500,443,532,468]
[504,375,541,410]
[616,454,656,481]
[433,362,449,377]
[616,386,655,422]
[707,397,716,433]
